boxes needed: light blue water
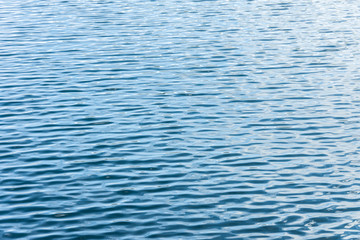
[1,0,360,239]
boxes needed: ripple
[1,0,360,239]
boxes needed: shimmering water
[1,0,360,239]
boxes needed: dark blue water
[1,0,360,239]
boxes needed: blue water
[1,0,360,239]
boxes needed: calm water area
[1,0,360,239]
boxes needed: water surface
[1,0,360,239]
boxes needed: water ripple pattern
[1,0,360,239]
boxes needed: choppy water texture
[1,0,360,239]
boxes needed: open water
[1,0,360,239]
